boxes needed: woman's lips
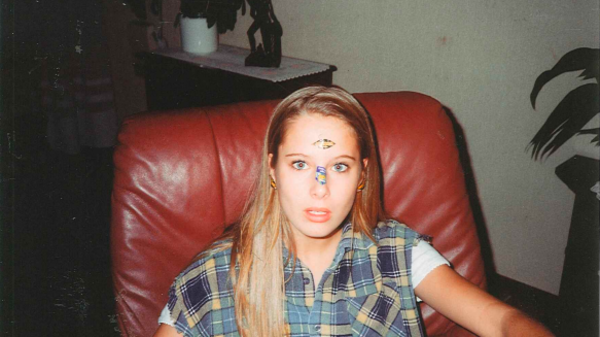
[304,208,332,223]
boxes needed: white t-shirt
[158,241,449,326]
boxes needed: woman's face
[270,114,367,247]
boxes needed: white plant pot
[180,17,217,54]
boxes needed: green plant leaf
[530,48,599,109]
[527,83,599,160]
[174,12,181,27]
[207,16,217,28]
[578,128,600,145]
[177,0,245,33]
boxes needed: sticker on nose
[316,166,326,185]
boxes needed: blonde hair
[206,86,386,336]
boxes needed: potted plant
[528,47,599,160]
[175,0,245,54]
[528,47,599,336]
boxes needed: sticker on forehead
[312,139,336,150]
[316,166,326,185]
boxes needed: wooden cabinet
[139,45,336,111]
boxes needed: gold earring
[270,177,277,190]
[357,182,365,192]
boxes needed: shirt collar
[282,221,376,264]
[338,221,376,251]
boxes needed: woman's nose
[311,168,330,199]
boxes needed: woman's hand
[415,265,554,336]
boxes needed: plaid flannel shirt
[167,219,425,336]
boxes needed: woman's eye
[332,163,349,172]
[292,161,308,170]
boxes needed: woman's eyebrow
[284,153,357,161]
[284,153,308,158]
[334,155,357,161]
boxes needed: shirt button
[314,325,321,332]
[303,277,310,285]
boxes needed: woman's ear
[359,158,368,185]
[268,153,276,181]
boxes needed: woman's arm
[415,265,553,337]
[153,324,184,337]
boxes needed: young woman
[154,86,553,337]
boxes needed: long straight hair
[206,86,386,336]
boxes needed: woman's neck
[293,227,343,286]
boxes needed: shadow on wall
[443,106,496,283]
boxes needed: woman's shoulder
[167,246,235,334]
[169,245,233,306]
[176,245,233,281]
[374,219,428,244]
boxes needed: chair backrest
[111,92,485,336]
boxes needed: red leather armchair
[111,92,486,336]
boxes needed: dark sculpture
[244,0,283,68]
